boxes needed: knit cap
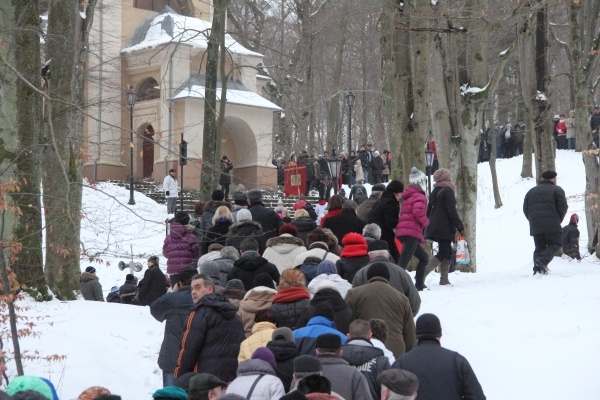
[236,208,252,222]
[251,347,277,369]
[317,260,337,275]
[340,232,368,258]
[6,376,53,399]
[272,327,294,342]
[225,279,246,292]
[409,167,428,189]
[415,313,442,339]
[152,386,188,400]
[433,168,452,183]
[253,273,276,290]
[77,386,112,400]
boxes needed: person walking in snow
[523,170,568,275]
[163,168,179,214]
[562,213,582,260]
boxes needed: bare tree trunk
[200,0,227,198]
[43,0,96,300]
[216,0,230,184]
[488,127,503,208]
[11,0,47,298]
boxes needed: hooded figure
[562,213,581,260]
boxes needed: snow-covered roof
[172,73,282,111]
[121,6,262,57]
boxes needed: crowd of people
[61,165,487,400]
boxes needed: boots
[417,257,440,289]
[439,260,451,285]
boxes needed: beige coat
[238,286,277,336]
[354,160,364,183]
[238,321,276,362]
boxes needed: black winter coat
[393,339,486,400]
[228,252,280,291]
[562,222,581,259]
[196,201,232,242]
[138,265,167,306]
[150,286,194,371]
[174,293,245,382]
[270,297,311,329]
[203,219,233,254]
[426,186,464,241]
[219,160,233,185]
[291,217,317,245]
[294,288,354,334]
[323,209,366,245]
[248,202,283,241]
[336,255,371,284]
[266,339,298,392]
[368,193,400,243]
[342,338,391,400]
[225,221,267,254]
[523,180,568,235]
[118,283,138,305]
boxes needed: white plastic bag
[456,234,470,265]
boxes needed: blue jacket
[293,316,347,356]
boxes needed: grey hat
[247,189,262,203]
[371,183,386,192]
[378,369,419,396]
[225,279,245,292]
[220,246,240,260]
[294,355,322,373]
[272,327,294,342]
[199,260,220,281]
[237,208,252,222]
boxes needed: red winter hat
[279,223,298,237]
[570,213,579,224]
[293,200,307,211]
[341,232,368,258]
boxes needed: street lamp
[126,88,137,205]
[346,91,356,156]
[425,141,434,197]
[327,149,342,195]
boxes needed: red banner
[284,165,306,197]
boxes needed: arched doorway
[142,125,155,178]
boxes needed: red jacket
[396,185,429,243]
[556,120,567,137]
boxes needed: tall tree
[43,0,96,299]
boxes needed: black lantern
[425,141,434,197]
[126,88,137,205]
[346,91,356,156]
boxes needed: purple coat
[163,222,201,274]
[396,186,429,243]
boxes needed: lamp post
[327,148,342,196]
[126,88,137,205]
[425,141,434,197]
[346,91,355,156]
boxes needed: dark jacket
[349,184,369,205]
[368,192,400,256]
[80,272,104,301]
[203,218,233,254]
[323,209,366,245]
[118,282,138,305]
[219,160,233,185]
[523,180,568,235]
[562,222,581,259]
[248,201,283,241]
[426,186,464,241]
[336,255,371,284]
[342,338,391,400]
[296,258,321,284]
[266,339,299,392]
[163,223,201,274]
[228,251,280,291]
[295,288,354,334]
[212,257,236,286]
[138,264,167,306]
[358,149,371,169]
[150,286,194,372]
[225,220,267,254]
[196,201,232,244]
[174,293,245,382]
[356,194,380,222]
[392,339,486,400]
[270,287,311,328]
[291,217,317,244]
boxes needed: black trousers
[397,236,429,270]
[533,232,562,268]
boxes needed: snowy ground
[2,150,599,399]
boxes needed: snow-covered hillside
[3,151,599,399]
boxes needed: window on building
[137,78,160,101]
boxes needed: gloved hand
[165,191,170,196]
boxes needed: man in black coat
[356,183,385,222]
[368,180,404,263]
[247,189,283,240]
[174,274,245,382]
[138,256,167,306]
[150,268,196,387]
[227,238,280,290]
[266,327,299,392]
[322,200,366,245]
[341,319,391,400]
[392,313,486,400]
[523,170,568,274]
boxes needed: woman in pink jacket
[395,184,430,290]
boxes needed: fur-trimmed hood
[229,220,263,232]
[266,234,305,248]
[80,271,98,282]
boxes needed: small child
[562,213,582,260]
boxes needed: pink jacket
[396,185,429,243]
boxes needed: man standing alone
[163,169,179,214]
[523,170,568,275]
